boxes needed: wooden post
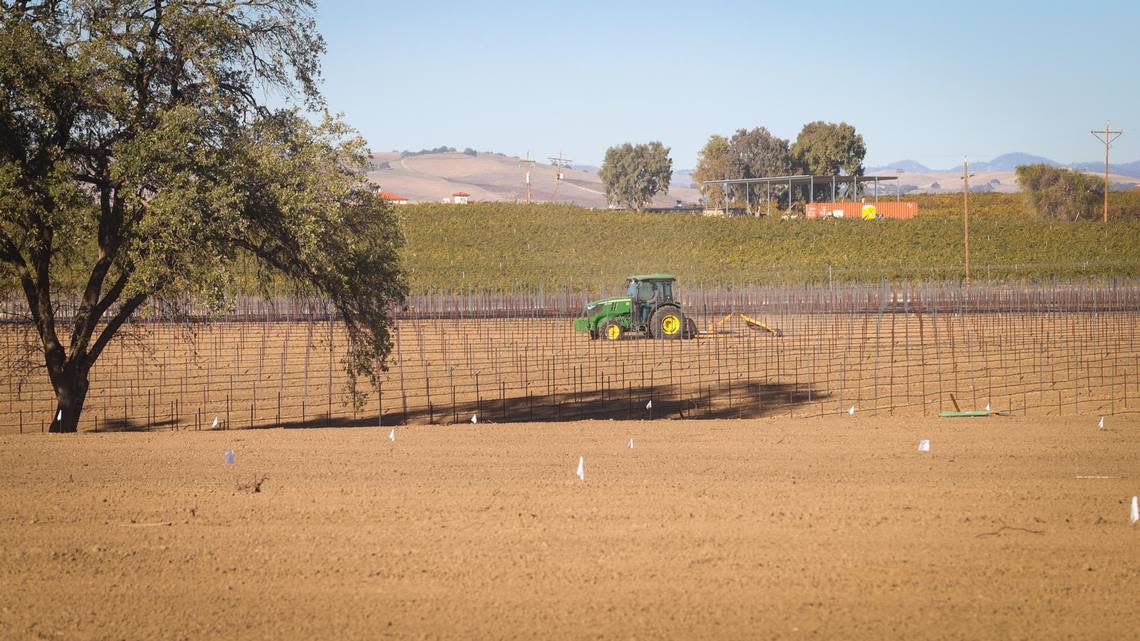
[1091,122,1123,223]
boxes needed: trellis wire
[1,280,1138,432]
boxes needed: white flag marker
[56,409,62,421]
[628,438,634,449]
[848,405,856,415]
[1098,416,1105,430]
[984,403,991,413]
[918,439,931,452]
[211,416,219,429]
[1131,496,1138,525]
[471,414,478,424]
[576,456,585,481]
[645,400,652,410]
[388,428,395,442]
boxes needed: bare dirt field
[2,416,1139,640]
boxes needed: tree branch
[0,227,25,267]
[68,186,124,355]
[87,289,149,365]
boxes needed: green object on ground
[573,275,696,341]
[938,411,992,417]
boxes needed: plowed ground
[3,416,1139,640]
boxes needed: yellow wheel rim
[606,324,621,340]
[662,315,681,335]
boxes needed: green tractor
[573,274,698,341]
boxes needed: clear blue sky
[316,0,1140,169]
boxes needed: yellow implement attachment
[695,313,783,338]
[739,314,784,337]
[709,314,737,332]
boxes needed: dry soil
[2,416,1139,640]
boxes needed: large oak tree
[0,0,406,432]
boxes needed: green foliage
[397,197,1140,292]
[791,121,866,177]
[729,127,794,177]
[1108,189,1140,220]
[0,0,404,431]
[726,128,794,213]
[401,146,457,157]
[599,141,673,210]
[692,135,730,209]
[1015,164,1104,220]
[696,122,866,212]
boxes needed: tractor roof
[629,273,675,282]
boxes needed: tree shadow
[94,417,180,432]
[270,380,827,429]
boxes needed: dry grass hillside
[367,151,702,207]
[868,168,1140,195]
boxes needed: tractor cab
[626,274,675,325]
[628,275,675,306]
[574,274,694,341]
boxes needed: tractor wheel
[650,306,685,340]
[600,319,624,341]
[683,317,699,339]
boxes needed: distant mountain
[871,152,1140,179]
[969,153,1059,172]
[1071,159,1140,179]
[867,159,933,173]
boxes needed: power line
[960,158,976,286]
[548,151,572,202]
[519,151,536,204]
[1091,122,1123,223]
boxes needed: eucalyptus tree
[727,127,794,214]
[599,141,672,210]
[791,121,866,177]
[0,0,406,432]
[692,135,730,209]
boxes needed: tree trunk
[49,365,90,433]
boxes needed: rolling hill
[367,152,701,207]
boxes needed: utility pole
[548,151,572,203]
[1090,122,1123,223]
[961,158,975,286]
[519,151,536,204]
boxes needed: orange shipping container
[804,201,919,220]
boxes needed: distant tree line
[693,122,867,213]
[400,146,479,157]
[597,122,867,213]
